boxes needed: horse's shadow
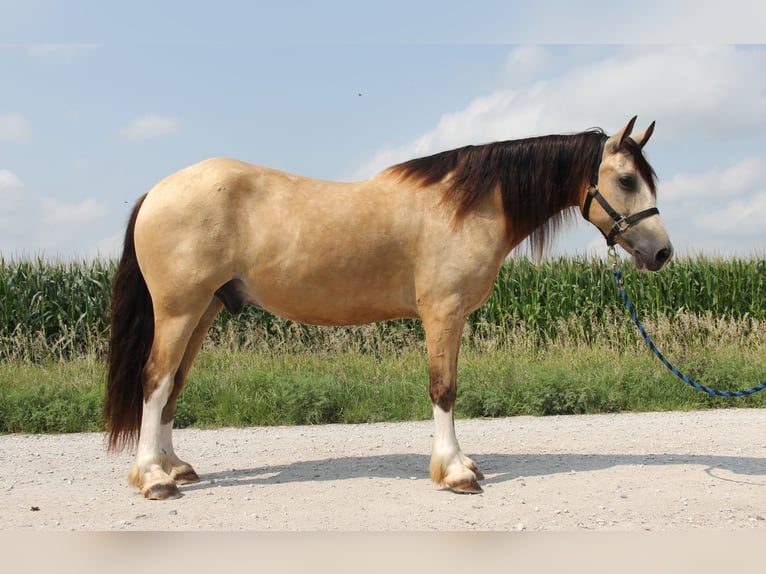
[181,452,766,493]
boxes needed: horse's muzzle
[634,242,674,272]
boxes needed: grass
[2,314,764,434]
[0,357,105,433]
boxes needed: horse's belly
[240,231,420,325]
[252,282,418,326]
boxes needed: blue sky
[2,1,766,260]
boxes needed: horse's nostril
[656,246,673,265]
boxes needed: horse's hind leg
[128,299,211,500]
[161,298,224,485]
[422,305,484,494]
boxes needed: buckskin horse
[105,116,673,499]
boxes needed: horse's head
[582,116,673,272]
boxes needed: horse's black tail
[104,194,153,451]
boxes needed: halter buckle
[613,217,630,234]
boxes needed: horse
[105,116,673,500]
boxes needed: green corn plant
[2,254,766,361]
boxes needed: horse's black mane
[387,129,656,258]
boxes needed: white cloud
[62,108,81,124]
[118,113,180,141]
[663,157,766,204]
[0,168,23,190]
[91,232,123,260]
[40,197,107,227]
[0,113,33,143]
[503,1,766,44]
[663,157,766,242]
[502,45,552,84]
[349,45,766,258]
[352,46,766,179]
[26,44,98,63]
[0,172,110,259]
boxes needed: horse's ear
[606,116,638,153]
[631,121,655,149]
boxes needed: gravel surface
[1,409,764,531]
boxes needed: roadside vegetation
[1,255,765,434]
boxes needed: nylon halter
[582,136,660,247]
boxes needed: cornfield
[2,254,766,362]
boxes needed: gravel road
[1,409,764,531]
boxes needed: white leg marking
[431,404,481,489]
[432,403,459,463]
[134,374,172,475]
[159,420,180,467]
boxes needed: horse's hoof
[144,482,182,500]
[171,466,201,484]
[448,477,483,494]
[459,454,484,481]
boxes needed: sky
[2,1,766,261]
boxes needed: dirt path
[1,409,764,531]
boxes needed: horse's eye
[618,175,636,190]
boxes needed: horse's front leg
[422,308,484,494]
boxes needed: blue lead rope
[612,265,766,398]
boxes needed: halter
[582,136,660,246]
